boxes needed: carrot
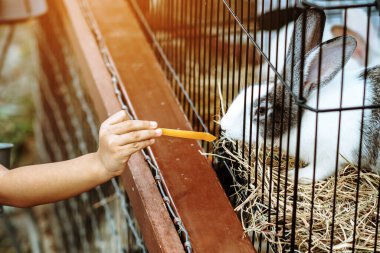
[160,128,216,142]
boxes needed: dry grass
[217,136,380,252]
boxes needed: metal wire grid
[129,0,380,252]
[36,5,147,252]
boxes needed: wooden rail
[52,0,183,251]
[51,0,256,252]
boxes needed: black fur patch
[359,66,380,171]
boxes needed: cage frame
[122,0,380,252]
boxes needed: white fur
[221,84,274,143]
[222,68,373,184]
[286,70,373,183]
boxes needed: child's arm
[0,110,162,208]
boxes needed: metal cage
[130,0,380,252]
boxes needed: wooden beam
[52,0,184,251]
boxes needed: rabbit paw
[287,166,314,184]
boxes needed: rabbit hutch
[1,0,380,252]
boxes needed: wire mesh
[130,0,380,252]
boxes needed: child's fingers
[116,129,161,145]
[110,120,158,135]
[103,110,128,126]
[122,139,155,156]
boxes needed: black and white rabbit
[221,9,380,184]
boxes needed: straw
[217,136,380,252]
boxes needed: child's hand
[96,110,161,178]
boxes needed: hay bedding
[217,136,380,252]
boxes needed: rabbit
[221,7,380,184]
[220,8,326,139]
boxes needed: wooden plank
[87,0,256,252]
[53,0,184,252]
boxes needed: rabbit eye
[256,107,266,116]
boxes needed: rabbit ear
[331,26,366,64]
[284,8,326,84]
[301,36,357,95]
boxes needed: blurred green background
[0,21,38,168]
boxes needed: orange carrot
[160,128,216,142]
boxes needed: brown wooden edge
[54,0,185,252]
[86,0,256,252]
